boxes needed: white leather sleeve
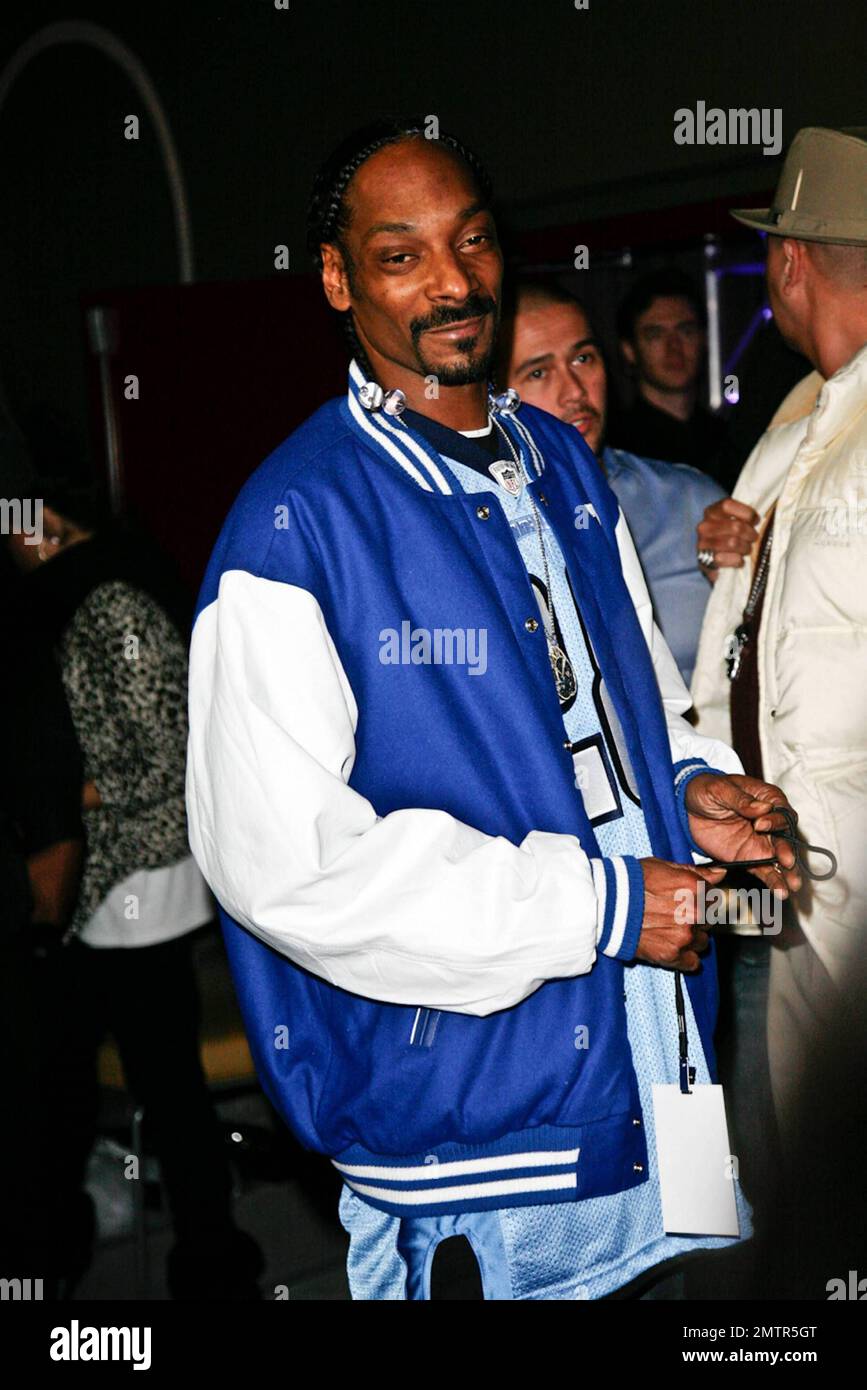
[614,509,744,779]
[186,570,639,1017]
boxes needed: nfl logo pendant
[489,460,523,496]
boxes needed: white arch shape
[0,20,195,282]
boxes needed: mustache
[410,293,498,341]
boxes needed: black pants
[69,931,235,1249]
[0,935,98,1279]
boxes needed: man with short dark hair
[501,278,724,685]
[612,268,738,490]
[187,119,802,1300]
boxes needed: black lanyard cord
[701,805,837,882]
[674,971,696,1095]
[675,805,837,1096]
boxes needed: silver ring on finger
[697,548,716,570]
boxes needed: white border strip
[334,1146,580,1182]
[348,360,453,496]
[606,857,630,958]
[510,416,545,477]
[591,859,608,946]
[674,761,707,789]
[344,1170,578,1205]
[384,415,454,495]
[347,391,434,492]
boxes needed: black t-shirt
[400,406,503,478]
[608,395,740,493]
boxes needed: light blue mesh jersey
[338,438,750,1300]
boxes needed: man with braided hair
[187,119,802,1300]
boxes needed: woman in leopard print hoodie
[8,479,263,1299]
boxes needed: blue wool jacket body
[187,365,734,1217]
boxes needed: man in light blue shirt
[502,280,725,686]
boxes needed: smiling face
[623,294,705,394]
[507,298,607,455]
[320,137,503,399]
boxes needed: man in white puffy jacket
[690,126,867,1146]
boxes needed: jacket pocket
[407,1007,442,1048]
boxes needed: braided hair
[307,117,493,378]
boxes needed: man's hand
[635,859,727,970]
[685,772,802,896]
[697,498,760,583]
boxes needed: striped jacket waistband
[332,1115,648,1218]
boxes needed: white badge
[571,741,619,822]
[488,460,523,496]
[651,1084,740,1236]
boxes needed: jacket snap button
[769,708,777,718]
[476,505,490,520]
[524,617,539,632]
[633,1162,644,1173]
[633,1118,642,1127]
[539,493,549,505]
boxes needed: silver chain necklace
[492,419,577,703]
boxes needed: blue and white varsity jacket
[186,361,742,1218]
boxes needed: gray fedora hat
[731,125,867,245]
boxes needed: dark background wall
[0,0,864,472]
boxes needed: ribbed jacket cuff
[592,856,645,963]
[673,759,730,857]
